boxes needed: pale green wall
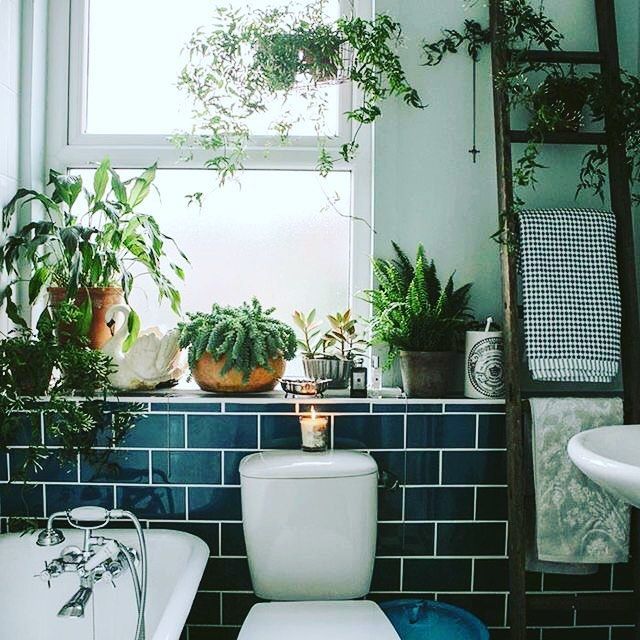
[373,0,639,389]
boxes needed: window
[47,0,372,335]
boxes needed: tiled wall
[0,397,633,639]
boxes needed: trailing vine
[175,2,424,185]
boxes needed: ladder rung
[511,49,604,64]
[510,130,608,145]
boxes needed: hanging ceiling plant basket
[175,2,424,184]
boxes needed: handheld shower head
[57,586,93,618]
[36,528,65,547]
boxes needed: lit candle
[299,406,329,452]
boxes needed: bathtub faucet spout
[57,577,93,618]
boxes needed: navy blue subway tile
[6,413,41,446]
[477,414,506,449]
[404,487,475,521]
[260,415,301,449]
[445,403,504,413]
[152,451,221,485]
[370,451,405,484]
[576,606,635,627]
[438,594,507,628]
[371,558,401,591]
[405,451,440,485]
[299,403,370,414]
[334,415,404,449]
[442,451,506,485]
[223,451,253,485]
[476,486,508,520]
[372,403,407,413]
[611,629,635,640]
[543,565,612,592]
[188,415,258,449]
[378,487,403,521]
[612,563,632,590]
[226,402,295,413]
[9,451,76,483]
[436,522,506,556]
[148,521,219,556]
[406,404,444,413]
[46,484,113,514]
[188,591,221,625]
[221,593,265,626]
[116,486,186,520]
[474,558,509,591]
[221,522,246,556]
[0,455,6,482]
[189,487,242,520]
[403,558,472,591]
[81,450,149,484]
[189,627,240,640]
[543,629,610,640]
[201,557,252,590]
[406,414,476,449]
[155,402,221,413]
[123,413,185,448]
[0,483,44,517]
[377,523,435,556]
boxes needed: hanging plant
[175,2,425,184]
[420,0,640,214]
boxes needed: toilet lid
[238,601,400,640]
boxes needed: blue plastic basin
[380,599,489,640]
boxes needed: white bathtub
[0,528,209,640]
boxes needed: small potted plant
[178,298,297,393]
[293,308,367,389]
[364,243,473,398]
[1,159,187,349]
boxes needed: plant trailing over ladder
[175,1,425,184]
[421,0,640,237]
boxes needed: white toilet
[238,450,400,640]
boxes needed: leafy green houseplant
[292,308,367,389]
[176,2,424,184]
[365,243,473,398]
[0,303,140,515]
[420,0,640,226]
[178,298,297,393]
[1,159,187,348]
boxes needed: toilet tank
[239,450,378,600]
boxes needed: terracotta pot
[192,352,285,393]
[399,350,457,398]
[48,287,124,349]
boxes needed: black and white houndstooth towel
[518,209,621,383]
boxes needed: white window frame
[44,0,373,319]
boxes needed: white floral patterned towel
[531,397,629,564]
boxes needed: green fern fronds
[178,298,297,381]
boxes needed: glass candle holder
[299,407,329,452]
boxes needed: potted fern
[292,308,367,389]
[178,298,297,393]
[1,159,187,349]
[365,243,473,398]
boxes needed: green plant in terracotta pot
[293,308,367,389]
[178,298,297,393]
[364,243,473,398]
[1,159,187,349]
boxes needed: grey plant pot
[399,351,457,398]
[302,357,352,390]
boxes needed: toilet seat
[237,600,400,640]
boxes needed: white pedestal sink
[568,425,640,508]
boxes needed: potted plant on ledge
[365,243,473,398]
[293,308,367,389]
[178,298,297,393]
[1,159,187,349]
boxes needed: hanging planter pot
[530,74,590,133]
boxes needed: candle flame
[310,406,316,419]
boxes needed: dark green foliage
[0,159,187,334]
[0,303,141,487]
[364,243,473,366]
[176,3,424,184]
[178,298,297,381]
[420,0,640,221]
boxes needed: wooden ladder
[489,1,640,638]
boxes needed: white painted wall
[0,0,21,333]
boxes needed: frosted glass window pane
[85,0,340,136]
[75,169,352,335]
